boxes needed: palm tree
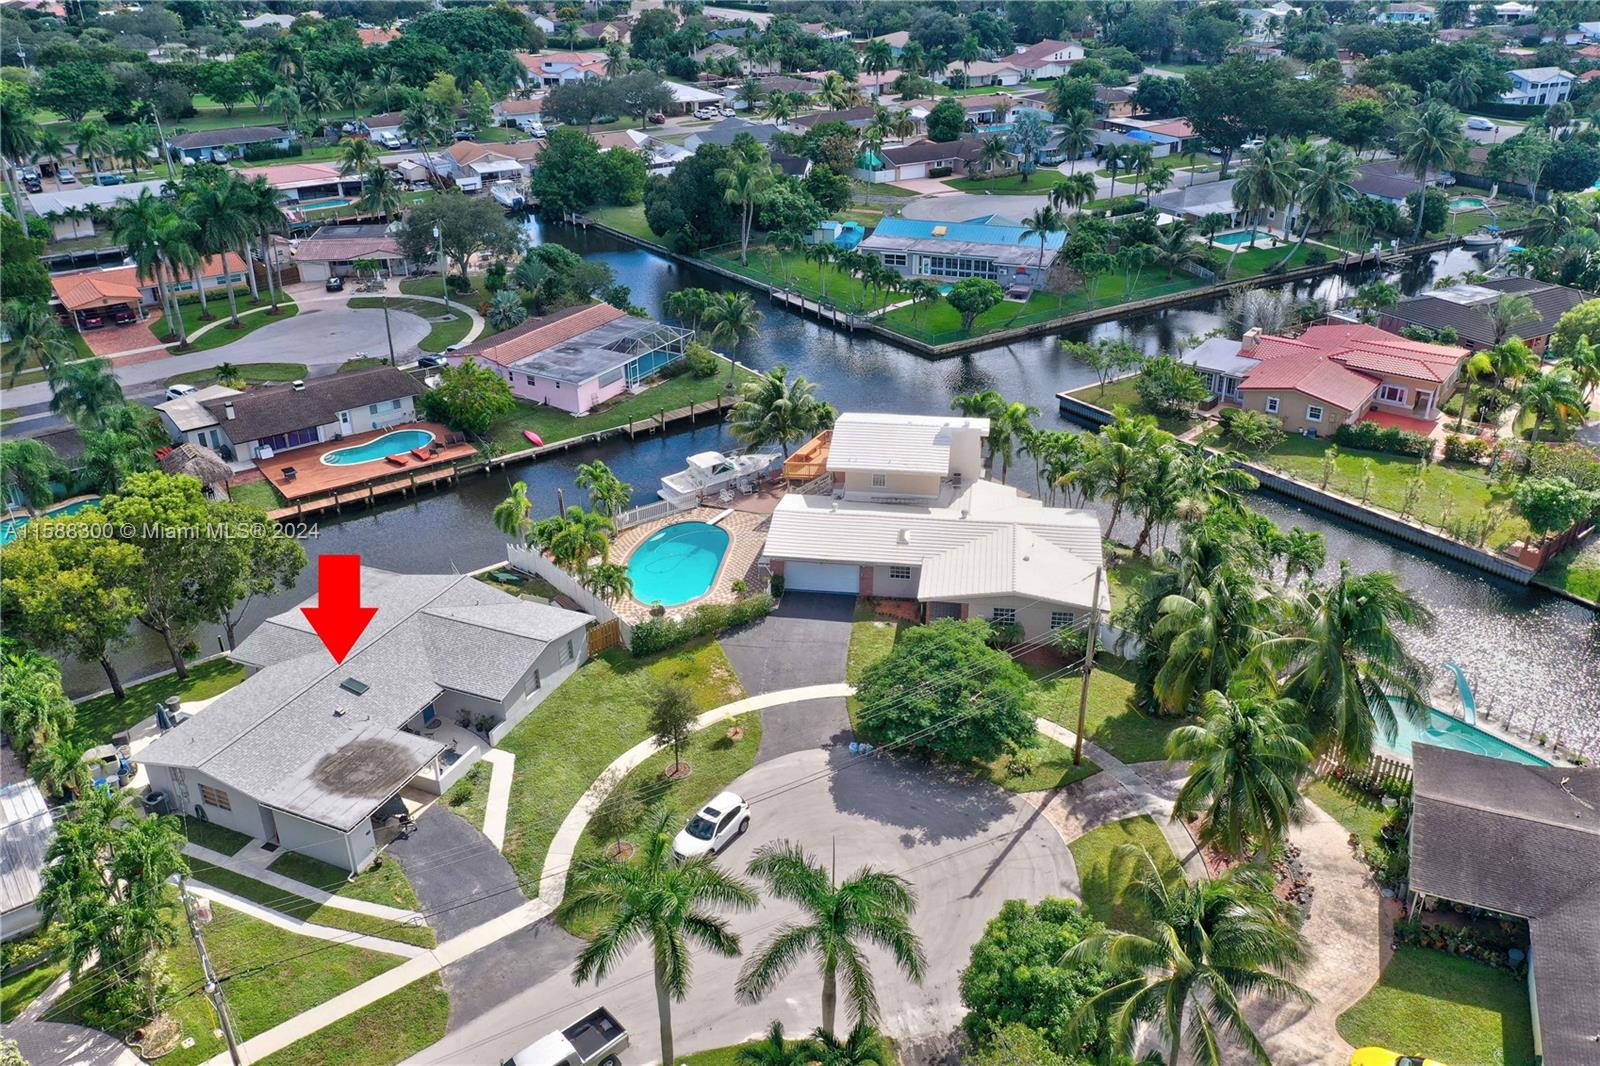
[1,299,75,388]
[1199,211,1231,243]
[1065,848,1311,1066]
[979,134,1010,179]
[704,291,763,354]
[862,40,893,97]
[355,163,404,223]
[0,439,60,517]
[1269,562,1432,761]
[730,365,825,458]
[1397,101,1467,243]
[737,841,925,1036]
[112,187,180,330]
[267,84,302,128]
[580,562,634,603]
[333,71,367,113]
[49,359,124,428]
[1231,137,1296,249]
[717,156,776,264]
[957,34,981,86]
[1451,349,1495,430]
[735,1021,815,1066]
[1125,142,1155,199]
[1058,108,1096,173]
[1275,142,1357,270]
[1445,65,1482,110]
[1088,411,1158,539]
[604,40,628,78]
[1486,292,1538,345]
[29,735,92,800]
[1561,333,1600,403]
[806,1025,894,1066]
[1050,170,1097,216]
[818,71,858,111]
[1517,367,1587,441]
[1168,685,1312,859]
[493,480,534,545]
[1151,567,1268,715]
[558,805,758,1066]
[0,95,39,213]
[767,91,797,126]
[72,119,114,180]
[1019,205,1065,277]
[299,73,336,129]
[803,242,836,300]
[1104,144,1127,199]
[337,136,378,177]
[487,289,527,331]
[575,460,632,517]
[535,506,615,573]
[987,399,1040,483]
[1488,336,1537,389]
[182,174,254,328]
[402,102,448,188]
[117,122,154,177]
[1127,439,1185,555]
[1152,220,1206,280]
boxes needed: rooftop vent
[898,529,912,544]
[291,379,306,391]
[339,678,369,696]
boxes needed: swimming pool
[0,497,101,545]
[321,429,434,466]
[1449,196,1486,211]
[297,196,353,211]
[1213,229,1271,246]
[626,521,730,606]
[1378,707,1550,766]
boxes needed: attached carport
[782,561,860,595]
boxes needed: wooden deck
[255,421,477,502]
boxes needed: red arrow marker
[301,555,378,664]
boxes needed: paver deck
[255,421,477,502]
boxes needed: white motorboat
[491,181,526,211]
[1461,230,1499,249]
[659,450,778,505]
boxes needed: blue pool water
[626,521,730,606]
[1213,229,1271,246]
[297,196,352,211]
[0,497,101,545]
[1379,708,1550,766]
[1448,196,1486,211]
[321,429,434,466]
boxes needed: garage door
[783,562,860,595]
[896,162,928,180]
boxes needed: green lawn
[484,358,757,454]
[561,713,763,934]
[161,294,300,354]
[1537,538,1600,604]
[187,858,436,948]
[346,296,475,353]
[180,815,252,856]
[256,973,449,1066]
[441,761,493,831]
[48,895,402,1066]
[1082,194,1147,213]
[0,331,96,386]
[846,601,906,727]
[704,245,900,314]
[1,956,67,1022]
[1337,947,1537,1066]
[981,733,1100,792]
[677,1037,899,1065]
[1244,434,1529,547]
[268,852,423,913]
[499,641,748,892]
[398,273,488,302]
[71,659,247,745]
[1031,657,1190,765]
[339,356,390,373]
[229,479,286,511]
[1105,548,1158,613]
[1062,375,1199,435]
[1304,776,1390,851]
[1067,815,1183,937]
[1214,241,1322,278]
[946,170,1084,194]
[166,361,308,387]
[588,202,657,242]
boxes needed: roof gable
[453,304,626,369]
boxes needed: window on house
[1050,610,1075,630]
[1378,384,1407,404]
[990,607,1016,625]
[562,639,574,665]
[1306,404,1324,422]
[1264,396,1280,414]
[871,473,887,487]
[526,374,537,386]
[532,668,541,690]
[199,784,232,811]
[889,564,912,580]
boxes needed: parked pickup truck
[503,1007,628,1066]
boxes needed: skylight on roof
[932,225,948,236]
[340,678,369,696]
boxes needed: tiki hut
[159,442,234,498]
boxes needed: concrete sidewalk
[183,842,422,923]
[479,749,515,851]
[184,880,426,958]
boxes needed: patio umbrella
[158,442,234,498]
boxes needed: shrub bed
[1334,421,1433,457]
[629,594,777,656]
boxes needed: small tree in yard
[649,681,699,779]
[1513,476,1599,537]
[1133,354,1208,417]
[419,358,516,439]
[855,619,1034,765]
[1062,338,1144,397]
[945,278,1005,334]
[589,765,645,859]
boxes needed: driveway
[404,746,1078,1065]
[385,806,526,943]
[4,1021,143,1066]
[719,592,855,762]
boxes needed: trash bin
[142,790,169,816]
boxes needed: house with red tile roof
[49,254,251,333]
[1007,39,1085,79]
[357,26,400,46]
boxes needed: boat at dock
[491,181,526,211]
[659,450,778,505]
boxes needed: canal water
[65,220,1599,748]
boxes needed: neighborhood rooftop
[199,366,421,445]
[826,412,991,476]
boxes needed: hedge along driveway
[497,640,747,892]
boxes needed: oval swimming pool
[321,429,435,466]
[626,521,731,606]
[0,497,102,545]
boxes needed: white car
[672,791,749,861]
[527,122,547,138]
[1466,116,1496,131]
[164,383,198,401]
[694,107,717,120]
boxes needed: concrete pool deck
[254,420,477,501]
[610,502,770,623]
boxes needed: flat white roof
[29,178,167,216]
[826,412,989,476]
[668,81,725,104]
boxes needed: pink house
[446,304,693,415]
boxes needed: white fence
[506,544,634,648]
[614,498,689,531]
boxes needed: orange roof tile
[51,266,145,311]
[454,304,626,368]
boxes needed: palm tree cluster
[731,365,834,458]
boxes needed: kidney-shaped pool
[322,429,435,465]
[626,521,731,606]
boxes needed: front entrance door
[260,807,279,845]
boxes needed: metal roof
[0,781,53,918]
[826,412,988,475]
[1181,337,1260,378]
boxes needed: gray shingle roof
[1410,745,1600,1065]
[139,570,592,830]
[1382,277,1587,347]
[168,126,288,150]
[201,367,421,444]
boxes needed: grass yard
[846,601,907,727]
[1248,434,1529,547]
[484,358,757,454]
[339,356,390,373]
[981,733,1100,792]
[161,294,300,354]
[1214,241,1322,278]
[399,272,488,302]
[346,296,475,353]
[1067,815,1183,937]
[180,815,252,856]
[228,479,286,511]
[561,713,763,935]
[587,202,658,242]
[946,170,1084,194]
[166,361,308,387]
[268,852,423,913]
[677,1037,900,1065]
[257,973,449,1066]
[704,245,900,314]
[0,956,68,1022]
[1105,548,1157,613]
[1062,375,1200,435]
[1337,947,1537,1066]
[0,331,96,386]
[1032,657,1188,765]
[441,762,493,831]
[1537,537,1600,604]
[1304,776,1390,850]
[71,659,247,746]
[498,640,747,892]
[187,858,435,948]
[48,895,401,1066]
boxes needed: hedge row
[630,594,777,657]
[1333,421,1433,457]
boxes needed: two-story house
[1501,67,1574,106]
[1007,39,1085,79]
[762,413,1109,637]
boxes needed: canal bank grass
[256,973,448,1066]
[498,640,747,894]
[71,659,247,746]
[166,361,309,387]
[160,293,301,354]
[588,203,656,242]
[1337,946,1537,1066]
[703,244,901,314]
[1062,376,1201,435]
[47,892,402,1066]
[1068,815,1183,938]
[267,851,424,913]
[186,857,437,949]
[1537,537,1600,603]
[346,296,475,353]
[484,356,759,454]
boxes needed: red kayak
[523,430,544,447]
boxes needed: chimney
[223,401,235,421]
[1242,327,1263,352]
[291,379,306,391]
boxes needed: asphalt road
[404,746,1077,1065]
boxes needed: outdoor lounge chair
[410,447,431,461]
[386,454,408,467]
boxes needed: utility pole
[432,224,451,312]
[180,876,242,1065]
[1072,566,1103,767]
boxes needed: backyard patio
[253,421,477,502]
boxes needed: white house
[1374,2,1433,22]
[1492,1,1536,20]
[156,384,243,453]
[0,777,55,942]
[200,367,422,461]
[763,413,1109,636]
[138,569,592,873]
[1501,67,1574,105]
[1007,38,1084,79]
[493,97,544,131]
[167,125,291,165]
